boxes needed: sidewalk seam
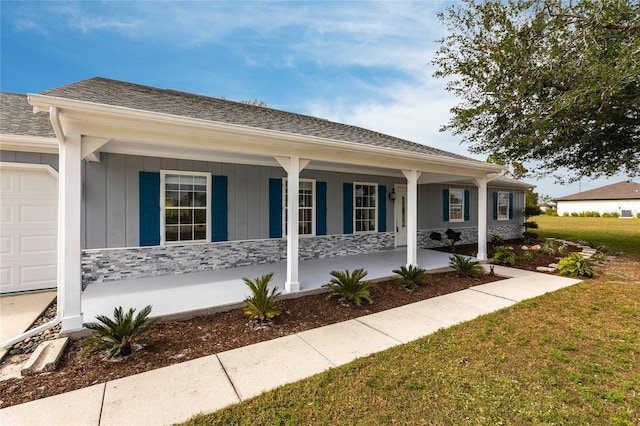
[468,287,519,302]
[216,354,243,402]
[353,318,404,345]
[97,382,106,426]
[294,334,338,368]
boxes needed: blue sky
[1,1,633,199]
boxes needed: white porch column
[475,177,488,261]
[275,156,310,292]
[402,169,422,267]
[58,134,84,332]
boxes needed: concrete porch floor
[82,248,455,324]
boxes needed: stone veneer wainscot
[81,232,395,288]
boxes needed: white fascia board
[28,93,505,175]
[0,134,58,154]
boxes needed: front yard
[186,256,640,425]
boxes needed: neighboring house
[556,181,640,218]
[538,202,556,212]
[0,77,532,332]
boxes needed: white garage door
[0,163,58,294]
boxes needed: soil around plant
[0,270,502,409]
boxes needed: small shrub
[449,254,485,278]
[81,305,158,359]
[637,212,640,219]
[445,228,462,252]
[557,253,594,278]
[557,243,569,254]
[538,239,558,256]
[562,212,569,217]
[243,273,282,323]
[523,221,538,229]
[521,251,534,261]
[523,231,538,240]
[610,212,620,218]
[323,268,376,305]
[490,233,504,248]
[392,264,427,291]
[429,231,442,241]
[571,212,580,217]
[493,246,516,266]
[524,206,542,217]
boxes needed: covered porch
[82,248,455,323]
[27,79,506,333]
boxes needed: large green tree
[434,0,640,182]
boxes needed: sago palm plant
[80,305,158,359]
[323,268,376,305]
[243,272,282,322]
[392,264,427,291]
[449,254,485,278]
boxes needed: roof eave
[28,93,505,175]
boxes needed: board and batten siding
[0,151,59,170]
[81,153,402,249]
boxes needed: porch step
[21,337,69,376]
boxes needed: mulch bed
[1,271,502,408]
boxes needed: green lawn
[184,260,640,425]
[534,215,640,256]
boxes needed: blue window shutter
[464,189,470,221]
[211,175,228,242]
[343,183,353,234]
[492,192,498,220]
[269,178,283,238]
[508,192,514,219]
[316,181,327,235]
[139,171,160,246]
[378,185,386,232]
[443,189,450,222]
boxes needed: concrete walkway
[0,266,581,426]
[0,291,56,360]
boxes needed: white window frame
[449,188,464,223]
[282,178,316,237]
[160,170,211,245]
[354,182,378,233]
[497,191,510,221]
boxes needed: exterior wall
[418,183,478,229]
[417,183,525,230]
[0,150,59,170]
[557,199,640,217]
[417,224,523,249]
[81,153,403,249]
[81,232,395,287]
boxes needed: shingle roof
[1,92,56,138]
[556,181,640,201]
[40,77,479,163]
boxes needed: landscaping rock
[536,266,558,273]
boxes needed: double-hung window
[354,183,377,232]
[497,191,510,220]
[449,189,464,222]
[161,171,211,243]
[283,178,315,236]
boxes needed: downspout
[1,107,69,349]
[0,318,62,349]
